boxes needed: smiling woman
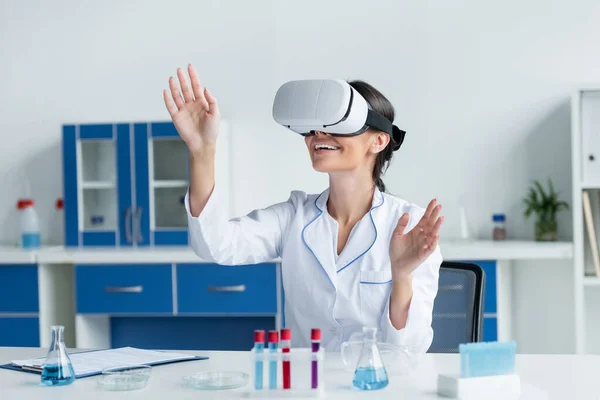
[164,65,444,353]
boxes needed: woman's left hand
[389,199,444,279]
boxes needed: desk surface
[0,240,575,264]
[0,347,598,399]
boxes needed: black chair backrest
[428,261,486,353]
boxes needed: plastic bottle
[493,214,507,241]
[41,325,75,386]
[17,199,41,249]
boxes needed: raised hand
[163,64,220,154]
[389,199,444,278]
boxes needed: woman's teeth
[315,144,340,150]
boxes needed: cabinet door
[63,124,133,246]
[581,91,600,184]
[134,122,189,246]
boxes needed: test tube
[254,330,265,390]
[281,328,291,389]
[311,328,321,389]
[268,330,278,389]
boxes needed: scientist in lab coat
[162,65,444,353]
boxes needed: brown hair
[347,80,399,193]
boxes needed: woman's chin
[311,159,346,173]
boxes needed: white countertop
[0,347,596,399]
[0,239,574,265]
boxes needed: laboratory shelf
[81,181,115,190]
[583,277,600,286]
[152,180,189,189]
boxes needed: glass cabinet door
[134,122,189,246]
[77,125,118,246]
[63,123,132,247]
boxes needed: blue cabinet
[75,264,173,314]
[62,122,190,247]
[460,260,498,342]
[74,262,278,350]
[0,264,40,347]
[177,263,277,314]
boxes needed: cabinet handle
[125,207,132,243]
[105,285,143,293]
[590,154,595,161]
[135,207,143,243]
[208,285,246,292]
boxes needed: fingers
[423,198,437,221]
[177,67,195,103]
[188,64,207,106]
[428,204,442,228]
[204,87,219,115]
[168,77,185,110]
[417,198,437,228]
[392,213,410,236]
[163,89,178,117]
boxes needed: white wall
[3,0,600,353]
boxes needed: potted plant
[523,178,569,241]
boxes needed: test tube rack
[247,347,325,397]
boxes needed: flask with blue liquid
[17,199,41,249]
[41,325,75,386]
[352,327,388,390]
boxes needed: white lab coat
[184,185,442,353]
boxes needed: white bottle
[17,199,41,249]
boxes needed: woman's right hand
[163,64,220,154]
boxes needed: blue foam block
[459,341,516,378]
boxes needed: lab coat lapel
[301,189,338,290]
[336,188,385,274]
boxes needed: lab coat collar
[314,186,384,212]
[302,187,385,290]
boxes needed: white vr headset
[272,79,405,151]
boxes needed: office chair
[428,261,486,353]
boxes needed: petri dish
[97,365,152,391]
[182,371,249,390]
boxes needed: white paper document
[10,347,198,376]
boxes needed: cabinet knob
[590,154,595,161]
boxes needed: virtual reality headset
[272,79,406,151]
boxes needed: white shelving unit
[76,138,117,232]
[571,88,600,354]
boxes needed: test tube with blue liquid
[267,330,278,389]
[253,330,265,390]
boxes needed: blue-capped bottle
[492,214,506,241]
[41,325,75,386]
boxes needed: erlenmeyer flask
[352,327,388,390]
[41,325,75,386]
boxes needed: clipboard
[0,347,208,379]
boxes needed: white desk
[0,347,597,399]
[0,240,576,350]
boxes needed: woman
[163,64,444,353]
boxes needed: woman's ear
[370,131,390,154]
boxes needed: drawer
[177,263,277,314]
[75,264,173,314]
[0,317,40,346]
[0,264,39,313]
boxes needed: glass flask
[352,327,389,390]
[41,325,75,386]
